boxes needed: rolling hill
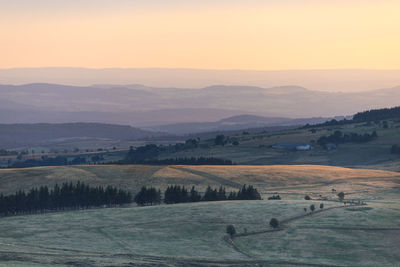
[0,198,399,266]
[0,164,398,197]
[154,113,400,170]
[0,164,399,266]
[0,123,161,149]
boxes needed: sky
[1,0,400,70]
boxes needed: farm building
[272,142,311,151]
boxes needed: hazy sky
[1,0,400,70]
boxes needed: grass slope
[0,199,398,266]
[0,164,398,266]
[0,164,399,197]
[157,119,400,170]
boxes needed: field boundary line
[171,166,242,188]
[234,204,363,239]
[222,235,253,258]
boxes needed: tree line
[122,145,233,165]
[352,106,400,122]
[0,181,132,216]
[9,155,88,168]
[125,157,233,165]
[0,149,18,156]
[134,184,262,206]
[303,106,399,128]
[317,130,377,146]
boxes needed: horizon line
[2,67,400,72]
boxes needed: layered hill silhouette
[0,83,399,128]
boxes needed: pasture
[0,164,398,265]
[0,199,398,266]
[0,164,399,197]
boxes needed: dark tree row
[317,130,377,146]
[303,106,400,128]
[10,156,88,168]
[164,185,201,204]
[0,149,18,156]
[303,118,352,128]
[0,181,132,216]
[134,187,161,206]
[353,106,400,122]
[227,185,262,200]
[122,145,233,165]
[134,184,262,206]
[136,157,233,165]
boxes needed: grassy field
[0,199,398,266]
[0,164,399,198]
[0,164,399,266]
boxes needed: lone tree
[310,204,315,212]
[320,203,324,210]
[304,207,307,213]
[337,192,345,201]
[304,195,311,200]
[226,225,236,236]
[269,218,279,228]
[215,135,226,146]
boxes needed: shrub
[304,195,311,200]
[269,218,279,228]
[337,192,345,201]
[304,207,307,213]
[268,195,281,200]
[320,203,324,209]
[310,204,315,212]
[226,225,236,236]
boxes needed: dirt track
[233,203,361,238]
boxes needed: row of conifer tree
[134,184,262,206]
[0,181,132,216]
[0,182,262,216]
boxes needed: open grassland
[0,164,399,265]
[0,199,398,266]
[0,165,399,199]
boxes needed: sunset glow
[1,0,400,69]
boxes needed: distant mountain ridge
[2,68,400,92]
[145,115,347,134]
[0,82,399,127]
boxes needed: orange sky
[1,0,400,69]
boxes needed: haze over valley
[0,78,399,130]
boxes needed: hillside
[0,164,398,197]
[0,164,399,266]
[3,106,400,169]
[155,116,400,170]
[0,123,161,149]
[146,115,337,134]
[0,199,399,266]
